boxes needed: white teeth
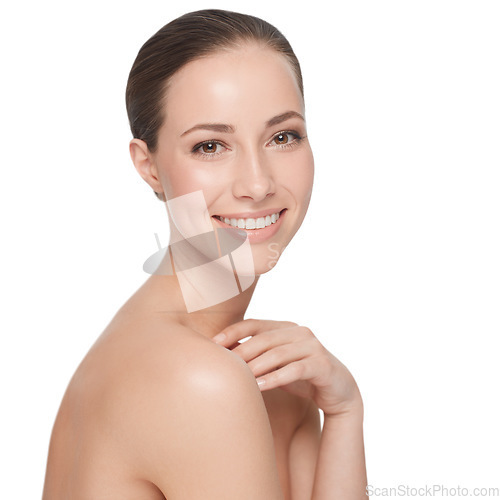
[215,211,282,230]
[245,218,256,229]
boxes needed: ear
[129,138,165,199]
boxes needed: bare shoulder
[80,312,284,498]
[74,308,247,414]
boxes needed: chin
[253,262,279,277]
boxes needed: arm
[289,399,367,500]
[212,319,369,500]
[289,399,322,500]
[311,401,367,500]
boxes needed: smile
[213,210,282,230]
[212,209,286,244]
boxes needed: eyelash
[191,130,305,160]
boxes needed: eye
[192,140,226,159]
[270,130,304,150]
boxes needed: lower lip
[212,210,286,244]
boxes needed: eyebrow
[180,110,305,137]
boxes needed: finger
[211,318,295,345]
[233,330,312,364]
[247,341,311,377]
[231,327,316,362]
[256,359,312,391]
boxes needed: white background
[1,1,499,498]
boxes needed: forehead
[162,45,304,133]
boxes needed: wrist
[324,396,364,422]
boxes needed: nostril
[232,174,275,201]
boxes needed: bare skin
[42,274,312,499]
[43,42,367,499]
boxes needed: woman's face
[135,43,314,275]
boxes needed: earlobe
[129,138,165,198]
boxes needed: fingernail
[257,378,266,387]
[212,333,226,344]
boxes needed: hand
[211,319,363,417]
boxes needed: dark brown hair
[125,8,304,200]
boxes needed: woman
[42,9,368,499]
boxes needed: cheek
[159,159,223,201]
[279,150,314,206]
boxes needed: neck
[140,272,259,339]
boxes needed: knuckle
[318,354,334,374]
[299,326,314,337]
[292,361,306,378]
[264,350,281,369]
[279,343,295,356]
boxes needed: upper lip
[212,208,285,219]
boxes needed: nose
[232,149,275,202]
